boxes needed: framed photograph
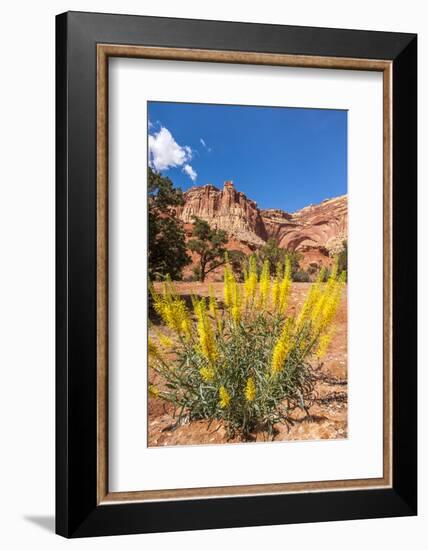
[56,11,417,538]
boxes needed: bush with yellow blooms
[149,256,345,439]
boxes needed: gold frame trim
[96,44,393,504]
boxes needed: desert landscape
[148,177,347,446]
[148,280,347,446]
[147,102,347,447]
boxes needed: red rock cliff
[176,181,347,256]
[176,181,267,246]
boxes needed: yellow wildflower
[270,262,282,310]
[244,255,258,305]
[148,338,162,360]
[258,260,270,309]
[216,317,224,334]
[230,281,241,323]
[271,279,280,310]
[208,285,218,318]
[322,289,343,329]
[158,333,173,349]
[199,366,215,382]
[223,259,241,322]
[180,317,192,340]
[310,293,327,325]
[245,377,256,402]
[231,305,240,323]
[151,282,192,338]
[148,384,160,397]
[219,386,231,408]
[295,273,323,329]
[316,328,335,359]
[271,319,293,374]
[278,257,292,314]
[311,273,344,332]
[223,261,235,308]
[194,298,218,364]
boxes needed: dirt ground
[148,282,347,446]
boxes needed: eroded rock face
[263,195,348,254]
[176,181,267,246]
[176,181,347,256]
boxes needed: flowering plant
[149,256,345,439]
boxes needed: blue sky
[148,102,347,212]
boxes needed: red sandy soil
[148,282,347,446]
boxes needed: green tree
[259,238,302,277]
[148,168,190,280]
[259,238,284,273]
[187,217,240,282]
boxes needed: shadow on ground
[24,515,55,533]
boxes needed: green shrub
[292,270,310,282]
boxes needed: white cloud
[148,125,198,182]
[148,126,193,171]
[182,164,197,182]
[200,137,212,152]
[184,145,193,159]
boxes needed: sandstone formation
[262,195,347,254]
[177,181,347,261]
[176,181,267,246]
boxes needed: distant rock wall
[176,181,347,254]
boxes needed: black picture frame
[56,11,417,538]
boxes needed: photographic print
[57,14,417,536]
[147,101,348,447]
